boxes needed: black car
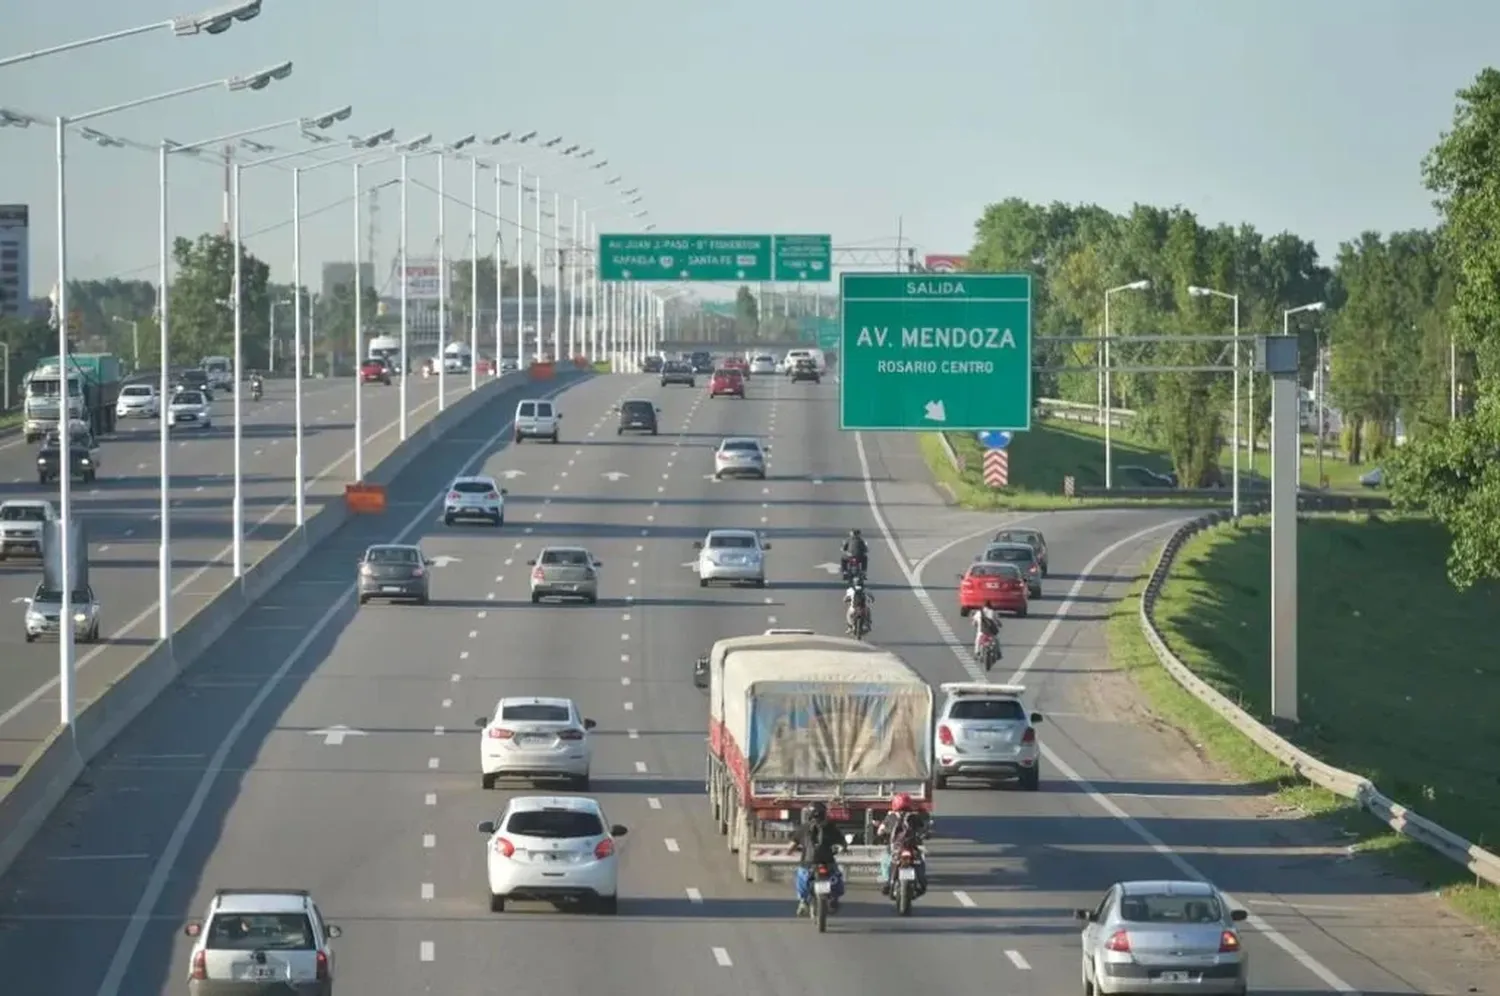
[790,358,821,383]
[37,440,97,484]
[175,368,213,400]
[642,355,664,373]
[660,360,696,387]
[690,351,714,374]
[617,399,660,435]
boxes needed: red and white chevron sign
[924,254,967,272]
[983,448,1009,488]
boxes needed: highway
[0,370,1493,995]
[0,373,482,782]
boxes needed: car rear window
[969,563,1020,579]
[1118,894,1223,924]
[505,809,605,838]
[540,549,590,566]
[949,698,1027,721]
[175,392,205,405]
[708,534,756,549]
[1,506,45,521]
[123,386,152,397]
[722,441,759,452]
[984,546,1032,563]
[622,401,653,415]
[534,402,553,416]
[714,369,741,377]
[205,913,315,951]
[517,402,535,416]
[994,531,1039,546]
[182,370,207,381]
[452,481,493,494]
[500,703,571,722]
[367,547,419,564]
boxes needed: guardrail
[1138,511,1500,887]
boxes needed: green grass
[0,409,19,431]
[1107,514,1500,928]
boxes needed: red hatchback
[709,369,745,398]
[361,358,391,384]
[958,562,1029,617]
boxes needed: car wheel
[651,428,658,435]
[572,774,591,790]
[1019,766,1041,791]
[585,594,598,604]
[958,606,971,618]
[24,633,35,643]
[482,773,497,790]
[513,434,523,443]
[444,515,455,526]
[417,594,430,606]
[596,895,618,915]
[934,775,948,790]
[530,592,541,604]
[551,433,559,443]
[37,474,46,484]
[617,428,623,435]
[698,578,708,588]
[489,894,506,913]
[754,578,766,588]
[1017,606,1028,618]
[357,595,368,605]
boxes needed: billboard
[923,254,967,272]
[402,259,442,300]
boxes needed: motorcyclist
[843,575,873,635]
[790,801,847,914]
[841,528,869,579]
[249,370,264,399]
[876,792,931,896]
[973,603,1002,664]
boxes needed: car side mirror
[1230,909,1248,922]
[325,924,342,939]
[500,488,509,495]
[475,716,488,727]
[655,407,662,413]
[593,560,603,568]
[477,820,496,835]
[610,824,628,836]
[424,558,435,566]
[762,542,772,550]
[583,718,596,730]
[692,541,703,549]
[1074,909,1095,921]
[692,657,710,688]
[1030,712,1043,724]
[526,559,537,566]
[184,921,203,938]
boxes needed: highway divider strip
[0,367,590,879]
[1138,508,1500,888]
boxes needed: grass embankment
[919,416,1372,511]
[0,409,20,431]
[1107,513,1500,927]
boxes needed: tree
[734,285,758,340]
[446,256,544,319]
[167,233,272,369]
[313,279,379,371]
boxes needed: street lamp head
[80,127,126,148]
[591,160,608,169]
[543,136,563,148]
[517,130,538,143]
[606,176,622,185]
[1187,285,1212,297]
[1126,279,1150,291]
[644,223,657,232]
[303,105,354,130]
[450,134,476,150]
[487,132,512,145]
[228,60,294,92]
[400,134,433,151]
[0,108,38,128]
[300,130,334,144]
[622,187,639,196]
[578,148,595,158]
[240,138,275,153]
[1305,301,1327,313]
[562,144,580,155]
[175,0,263,36]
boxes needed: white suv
[183,888,342,995]
[444,475,506,526]
[933,682,1043,790]
[513,398,560,443]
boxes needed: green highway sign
[839,272,1032,432]
[798,315,841,349]
[773,234,832,282]
[599,233,832,282]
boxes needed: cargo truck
[698,632,934,882]
[23,353,123,441]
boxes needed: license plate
[243,966,277,980]
[813,881,832,895]
[826,808,849,820]
[898,867,916,881]
[1158,971,1189,982]
[382,585,402,593]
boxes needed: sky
[1,0,1492,301]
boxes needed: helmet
[889,792,912,812]
[852,528,862,536]
[804,801,827,823]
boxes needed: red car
[709,369,745,398]
[958,562,1029,617]
[361,358,391,384]
[723,356,750,378]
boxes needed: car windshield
[1,505,46,522]
[504,809,605,839]
[452,481,494,494]
[500,703,571,723]
[33,588,91,603]
[722,441,759,453]
[665,362,687,371]
[755,356,774,363]
[182,371,207,382]
[175,392,204,405]
[366,547,420,564]
[995,531,1040,547]
[205,913,315,951]
[708,534,757,549]
[1118,893,1223,924]
[949,698,1026,721]
[970,563,1021,579]
[984,546,1033,563]
[621,402,653,415]
[540,549,591,566]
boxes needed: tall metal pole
[1103,293,1113,490]
[1231,295,1241,517]
[1450,336,1458,419]
[515,166,525,367]
[352,161,365,481]
[398,154,409,440]
[568,198,579,359]
[292,167,306,525]
[552,191,562,362]
[157,142,174,639]
[230,163,245,576]
[436,155,447,411]
[493,164,503,374]
[53,117,75,727]
[469,157,479,391]
[533,174,543,359]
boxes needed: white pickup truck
[0,499,58,561]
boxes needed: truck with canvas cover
[701,632,934,882]
[23,353,123,440]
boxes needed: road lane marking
[1005,951,1031,970]
[664,838,680,853]
[712,947,732,967]
[953,890,976,908]
[419,941,434,962]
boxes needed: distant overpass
[656,339,832,354]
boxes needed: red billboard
[923,254,967,272]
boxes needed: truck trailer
[701,632,934,882]
[23,353,123,441]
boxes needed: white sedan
[476,795,628,914]
[167,389,212,429]
[116,384,159,419]
[477,696,595,788]
[695,528,770,587]
[750,354,778,375]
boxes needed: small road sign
[983,449,1009,489]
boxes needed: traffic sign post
[983,449,1010,488]
[599,233,832,282]
[838,272,1033,431]
[976,430,1012,449]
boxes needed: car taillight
[1218,930,1240,952]
[315,951,329,981]
[411,567,424,577]
[937,725,954,745]
[486,492,499,500]
[1028,564,1039,573]
[594,838,615,859]
[190,950,207,980]
[899,849,914,863]
[531,567,545,581]
[815,864,828,876]
[487,727,514,739]
[1021,727,1036,743]
[1105,930,1131,952]
[448,492,461,501]
[557,728,585,741]
[494,837,515,857]
[359,564,372,576]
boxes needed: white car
[477,695,595,789]
[476,795,628,914]
[513,398,560,443]
[749,354,778,375]
[182,888,343,994]
[167,389,212,429]
[695,529,770,587]
[0,499,56,561]
[116,383,159,419]
[934,682,1043,790]
[444,474,506,526]
[713,437,767,479]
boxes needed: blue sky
[1,0,1491,298]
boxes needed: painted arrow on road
[428,555,462,568]
[601,471,629,481]
[815,562,845,576]
[309,725,366,746]
[498,469,526,480]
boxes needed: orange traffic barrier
[345,482,387,514]
[529,361,556,381]
[573,355,590,370]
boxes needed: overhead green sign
[839,272,1032,432]
[799,315,840,349]
[599,233,832,282]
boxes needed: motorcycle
[847,600,871,640]
[976,630,1001,670]
[798,863,842,933]
[888,844,925,916]
[250,379,263,401]
[840,555,866,584]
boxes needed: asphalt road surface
[0,373,485,781]
[0,371,1493,995]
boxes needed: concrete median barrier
[0,370,587,879]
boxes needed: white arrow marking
[309,725,366,746]
[428,555,462,568]
[601,471,629,481]
[498,469,526,480]
[812,478,824,485]
[12,596,31,604]
[815,562,844,575]
[680,561,698,570]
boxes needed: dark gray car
[357,544,432,604]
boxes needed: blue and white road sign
[976,430,1012,450]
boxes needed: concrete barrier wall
[0,371,582,878]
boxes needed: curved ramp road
[0,375,482,781]
[0,373,1492,995]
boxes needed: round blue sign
[976,430,1012,450]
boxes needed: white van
[368,335,401,371]
[443,341,472,373]
[201,356,233,391]
[513,398,560,443]
[781,348,826,375]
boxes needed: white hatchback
[444,474,506,526]
[477,796,628,914]
[750,354,778,375]
[167,389,212,429]
[116,383,159,419]
[477,696,595,788]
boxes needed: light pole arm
[0,20,165,69]
[65,78,224,125]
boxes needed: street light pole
[469,157,479,392]
[568,198,579,360]
[436,155,447,411]
[0,1,264,69]
[515,166,525,367]
[1102,280,1150,490]
[534,175,543,359]
[399,153,409,439]
[552,191,562,363]
[352,161,365,481]
[493,163,503,375]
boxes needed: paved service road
[0,371,1494,995]
[0,373,487,781]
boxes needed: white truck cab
[201,356,233,392]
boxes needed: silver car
[0,499,56,560]
[168,389,213,430]
[116,383,160,419]
[1076,880,1249,995]
[933,682,1042,790]
[183,888,342,996]
[476,696,596,789]
[713,437,766,480]
[24,582,101,643]
[528,546,601,604]
[695,529,770,587]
